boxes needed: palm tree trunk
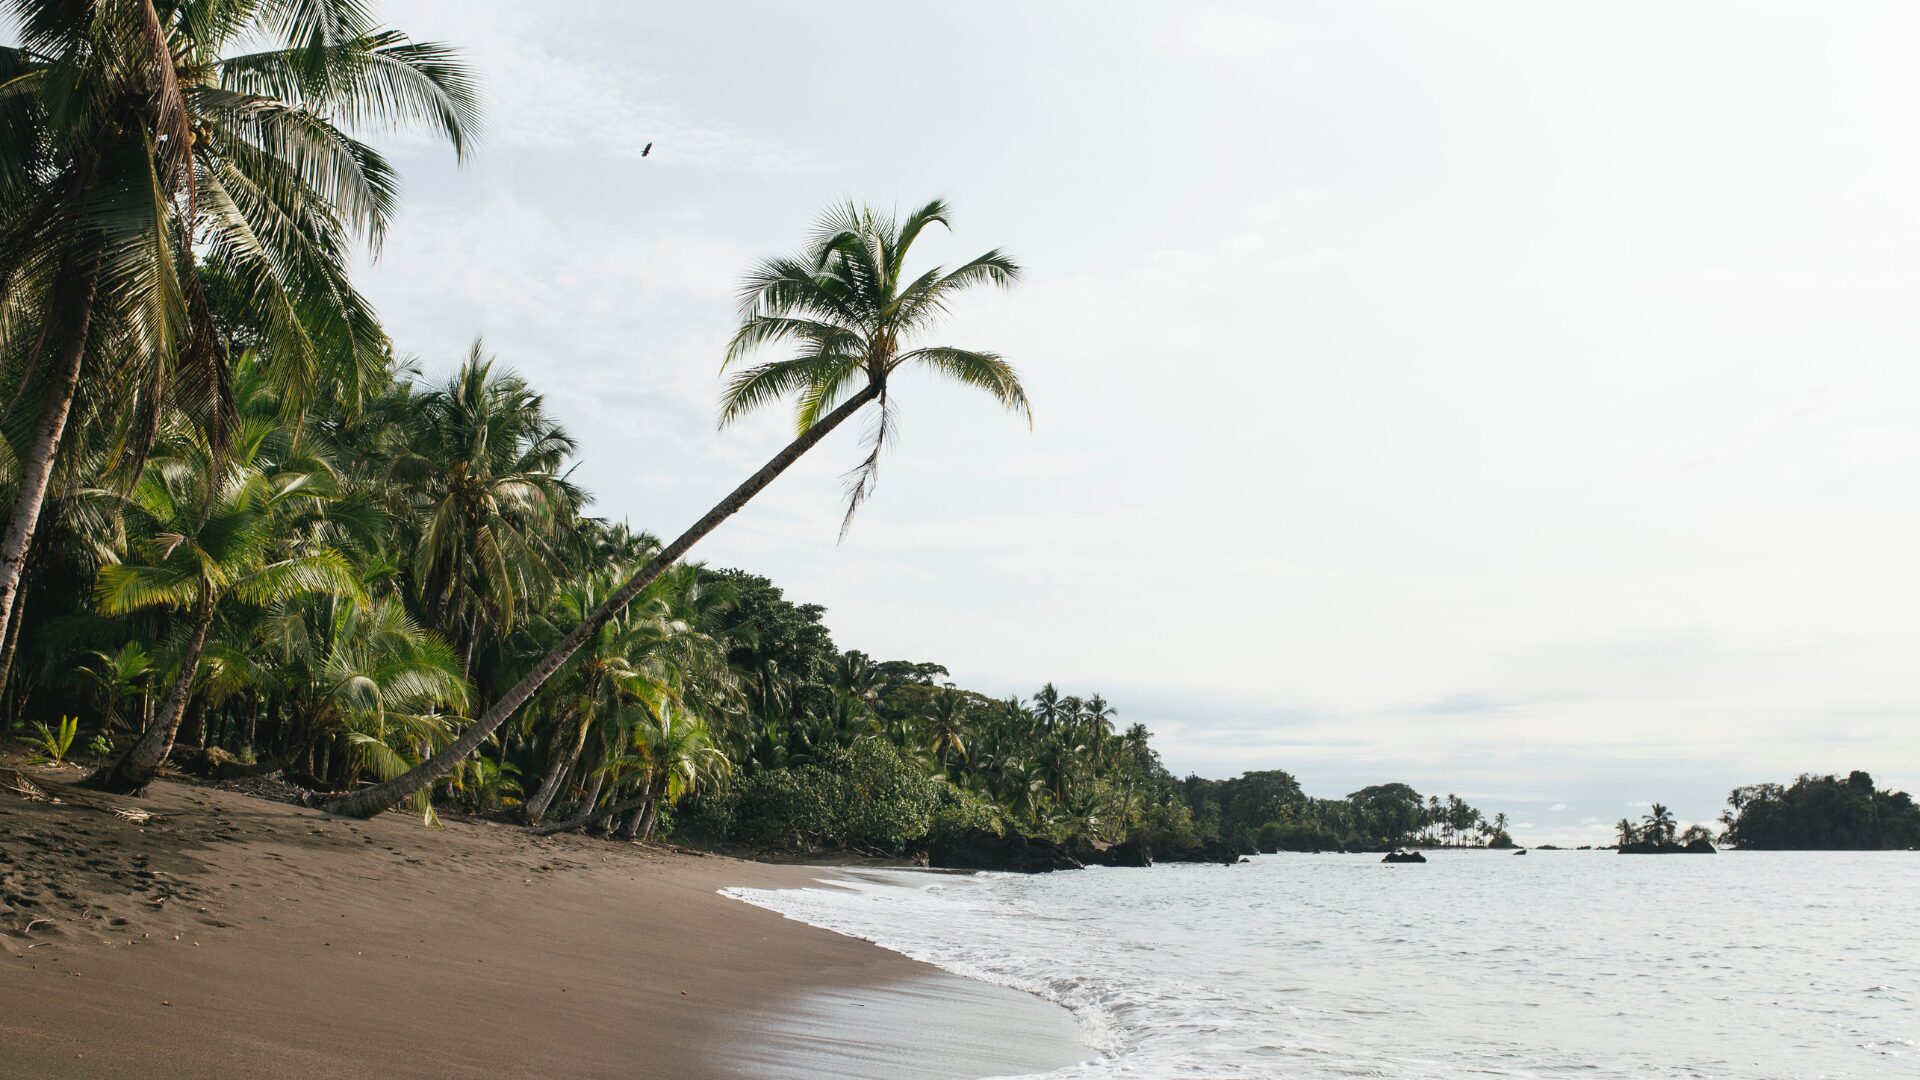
[0,588,27,724]
[615,802,645,840]
[569,741,607,823]
[522,707,586,825]
[530,790,651,837]
[87,593,216,795]
[328,381,883,819]
[637,794,660,841]
[0,273,98,650]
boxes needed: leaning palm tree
[0,0,476,667]
[329,198,1030,818]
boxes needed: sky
[344,1,1920,846]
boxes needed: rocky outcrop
[1618,839,1717,855]
[929,829,1084,873]
[1096,836,1153,867]
[1381,850,1427,863]
[1157,840,1243,865]
[1063,836,1153,868]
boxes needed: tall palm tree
[1031,683,1064,732]
[0,1,476,658]
[329,198,1030,818]
[397,345,580,671]
[1616,818,1639,846]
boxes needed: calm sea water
[726,851,1919,1079]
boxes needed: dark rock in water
[1065,836,1153,868]
[1102,836,1153,868]
[929,829,1083,873]
[1256,843,1279,855]
[1158,839,1243,865]
[1381,850,1427,863]
[1513,848,1528,855]
[1683,838,1717,854]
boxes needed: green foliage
[733,740,942,852]
[1724,772,1920,850]
[87,733,114,758]
[29,716,79,764]
[928,784,1004,843]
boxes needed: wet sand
[0,764,1086,1079]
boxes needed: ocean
[726,850,1919,1079]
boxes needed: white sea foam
[726,851,1920,1078]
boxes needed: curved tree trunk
[522,707,586,825]
[0,272,98,652]
[530,790,650,838]
[636,793,661,841]
[572,748,607,827]
[87,592,215,795]
[327,381,883,819]
[615,798,647,840]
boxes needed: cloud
[1417,693,1509,716]
[382,1,815,172]
[1172,4,1294,59]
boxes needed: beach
[0,770,1085,1079]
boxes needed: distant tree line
[1164,774,1512,853]
[1720,772,1920,850]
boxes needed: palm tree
[924,688,971,770]
[1644,803,1676,845]
[397,346,580,671]
[533,704,727,838]
[519,563,727,825]
[243,593,468,799]
[1616,818,1639,847]
[329,198,1030,818]
[0,1,476,659]
[84,448,361,793]
[76,642,157,739]
[1031,683,1064,732]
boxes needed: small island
[1613,805,1716,854]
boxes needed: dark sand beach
[0,767,1085,1079]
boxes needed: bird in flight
[641,142,653,157]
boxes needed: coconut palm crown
[721,198,1030,535]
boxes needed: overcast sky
[352,1,1920,844]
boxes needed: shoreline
[0,771,1087,1079]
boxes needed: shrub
[928,783,1003,842]
[732,739,942,852]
